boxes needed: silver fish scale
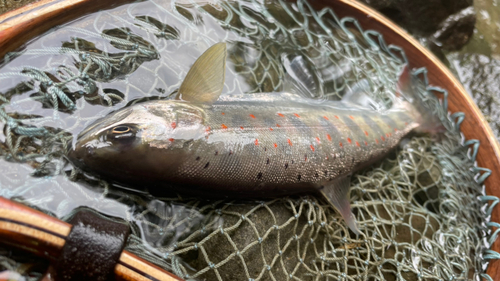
[169,99,418,194]
[0,0,492,280]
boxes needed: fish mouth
[66,144,85,169]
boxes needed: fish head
[68,42,227,183]
[67,100,206,180]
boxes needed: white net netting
[0,0,496,280]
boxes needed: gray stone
[358,0,476,51]
[429,7,476,51]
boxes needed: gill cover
[177,42,227,104]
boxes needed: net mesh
[0,0,497,280]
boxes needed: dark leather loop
[54,209,130,281]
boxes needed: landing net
[0,0,497,280]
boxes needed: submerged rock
[429,7,476,52]
[359,0,476,51]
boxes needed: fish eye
[108,125,136,142]
[111,125,131,134]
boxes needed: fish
[67,42,443,234]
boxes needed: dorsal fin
[177,42,227,104]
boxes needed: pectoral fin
[320,176,360,235]
[177,42,227,104]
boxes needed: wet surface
[0,0,492,280]
[442,0,500,140]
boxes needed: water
[0,0,491,280]
[437,0,500,139]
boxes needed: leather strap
[54,209,130,281]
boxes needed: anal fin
[319,176,360,235]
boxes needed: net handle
[0,196,184,281]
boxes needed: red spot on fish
[405,122,408,126]
[205,127,211,139]
[288,139,293,146]
[310,145,315,151]
[168,138,174,142]
[221,112,225,115]
[394,128,398,132]
[364,141,368,146]
[375,139,379,144]
[250,114,256,119]
[240,126,244,130]
[347,138,352,144]
[389,133,392,137]
[270,127,274,131]
[316,137,321,143]
[349,115,354,119]
[327,134,332,141]
[355,141,360,147]
[276,124,281,127]
[386,133,390,137]
[221,124,228,129]
[294,113,300,118]
[278,113,284,117]
[274,143,278,148]
[381,136,385,141]
[339,142,343,147]
[335,115,339,119]
[171,122,176,129]
[364,131,369,136]
[255,139,259,145]
[323,116,329,120]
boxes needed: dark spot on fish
[215,151,218,156]
[297,174,302,181]
[333,154,336,160]
[291,160,294,164]
[324,171,328,176]
[204,162,210,168]
[266,158,270,164]
[196,156,201,161]
[352,158,355,164]
[264,147,267,152]
[229,150,233,155]
[315,172,319,178]
[285,163,289,169]
[319,185,325,190]
[257,172,263,179]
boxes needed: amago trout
[68,43,443,234]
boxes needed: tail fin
[396,65,445,134]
